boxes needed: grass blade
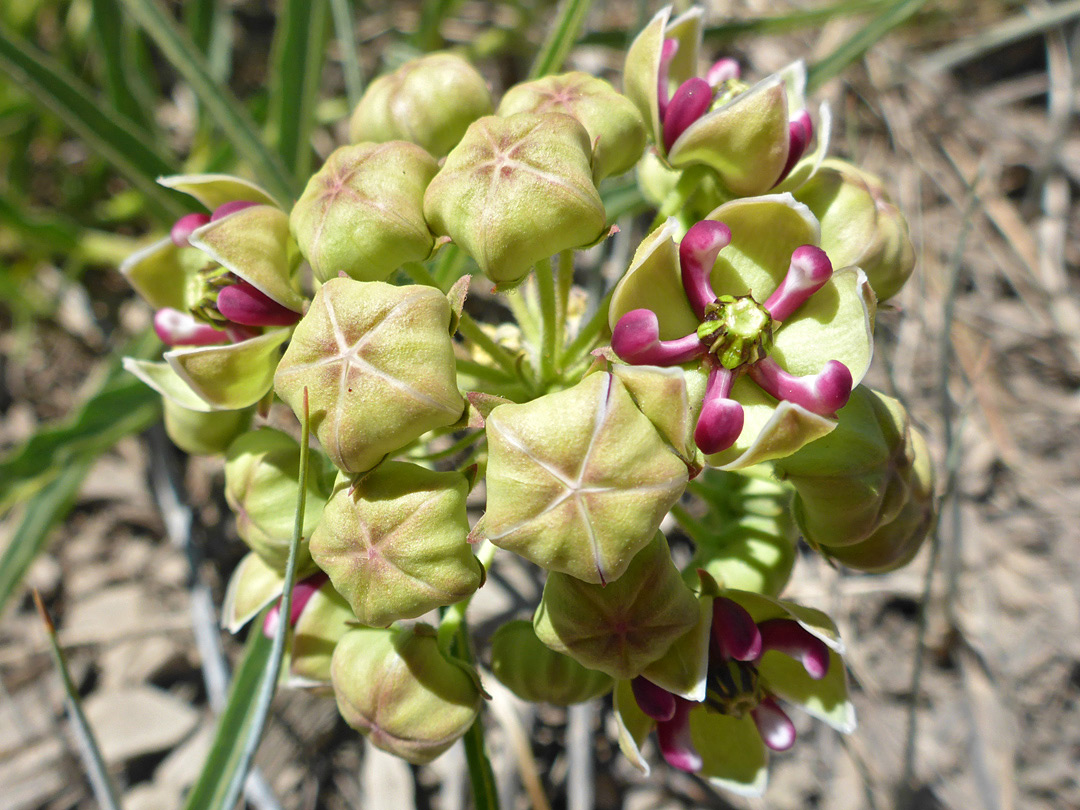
[807,0,929,92]
[180,617,274,810]
[0,463,92,620]
[268,0,330,180]
[0,330,162,512]
[119,0,296,204]
[413,0,457,52]
[600,176,648,221]
[529,0,594,79]
[0,26,186,222]
[215,390,311,810]
[89,0,153,129]
[330,0,364,109]
[34,591,123,810]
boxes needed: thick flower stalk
[608,195,876,469]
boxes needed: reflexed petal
[609,219,699,341]
[722,590,845,654]
[623,6,670,147]
[757,619,830,679]
[221,551,284,633]
[119,236,193,311]
[613,679,655,774]
[159,173,279,210]
[122,358,214,412]
[166,329,290,410]
[758,647,856,733]
[691,709,769,796]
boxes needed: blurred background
[1,1,1078,808]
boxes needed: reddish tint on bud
[217,280,303,327]
[678,220,730,319]
[747,357,852,416]
[170,213,211,247]
[757,619,830,680]
[662,77,714,152]
[656,38,680,119]
[705,57,740,87]
[777,110,814,186]
[656,697,703,772]
[711,596,763,662]
[751,695,797,751]
[763,245,833,322]
[154,307,227,347]
[612,308,706,366]
[211,200,260,221]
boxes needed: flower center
[710,78,749,109]
[696,294,774,370]
[705,659,763,718]
[190,264,235,326]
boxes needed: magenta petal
[756,619,830,680]
[776,109,814,186]
[170,213,211,247]
[705,57,741,87]
[632,677,677,722]
[763,245,833,322]
[679,220,731,319]
[748,356,852,416]
[656,698,703,773]
[153,308,227,346]
[217,281,302,327]
[657,38,680,119]
[711,597,762,662]
[262,572,329,639]
[693,365,743,455]
[210,200,260,221]
[611,309,706,366]
[662,77,714,153]
[752,696,796,751]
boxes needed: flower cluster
[116,5,933,796]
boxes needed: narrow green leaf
[268,0,330,180]
[184,0,216,56]
[179,618,273,810]
[0,330,162,512]
[90,0,152,128]
[120,0,296,204]
[329,0,364,109]
[0,26,186,222]
[0,190,80,252]
[413,0,457,52]
[807,0,929,92]
[529,0,594,79]
[0,462,92,619]
[216,391,311,810]
[34,592,123,810]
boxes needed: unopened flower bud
[349,52,493,158]
[496,72,647,181]
[291,142,438,283]
[533,533,701,680]
[262,573,354,686]
[274,279,465,474]
[477,371,688,584]
[331,624,481,764]
[162,398,252,456]
[224,428,334,571]
[793,158,915,301]
[490,620,612,704]
[310,462,482,627]
[423,112,607,287]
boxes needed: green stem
[555,250,574,363]
[504,286,541,346]
[457,357,516,385]
[536,259,558,383]
[562,289,613,367]
[457,316,522,380]
[408,429,486,462]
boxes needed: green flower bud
[682,470,796,597]
[274,278,465,474]
[348,52,493,158]
[490,620,612,704]
[793,159,915,301]
[331,624,481,764]
[224,428,335,571]
[162,397,252,456]
[496,72,647,181]
[477,371,688,584]
[310,462,482,627]
[815,426,935,572]
[423,112,607,288]
[533,532,701,680]
[290,142,438,283]
[773,387,920,548]
[288,576,355,686]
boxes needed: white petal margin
[158,173,279,210]
[221,551,284,633]
[663,6,705,88]
[119,236,186,311]
[122,357,214,412]
[613,679,654,775]
[166,328,290,411]
[777,60,808,115]
[760,648,858,734]
[775,101,833,192]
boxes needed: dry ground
[2,1,1079,809]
